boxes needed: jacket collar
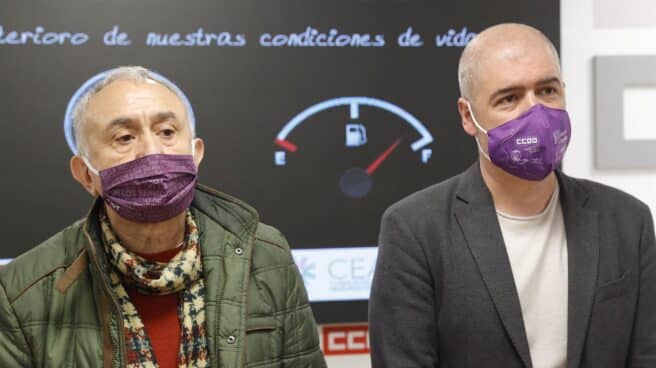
[454,163,599,368]
[454,162,591,208]
[190,183,259,243]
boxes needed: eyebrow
[535,77,562,86]
[105,117,133,133]
[488,76,562,104]
[152,111,179,123]
[104,111,180,133]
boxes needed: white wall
[324,350,371,368]
[562,0,656,215]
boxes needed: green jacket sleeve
[281,255,326,367]
[0,278,33,367]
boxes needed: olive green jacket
[0,184,326,367]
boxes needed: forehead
[474,41,561,98]
[85,79,187,124]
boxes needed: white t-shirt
[496,184,568,368]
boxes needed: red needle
[366,138,402,175]
[275,139,298,152]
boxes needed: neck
[479,157,557,217]
[104,205,186,254]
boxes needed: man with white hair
[369,23,656,367]
[0,66,326,367]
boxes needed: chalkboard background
[0,0,559,322]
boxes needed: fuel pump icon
[345,124,367,147]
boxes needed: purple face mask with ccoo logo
[468,103,571,181]
[84,154,198,223]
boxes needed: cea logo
[294,256,317,281]
[328,257,375,280]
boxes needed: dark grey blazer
[369,163,656,368]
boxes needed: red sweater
[126,247,182,368]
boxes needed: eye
[116,134,135,144]
[497,94,517,106]
[159,129,176,138]
[540,86,558,96]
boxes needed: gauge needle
[366,138,402,176]
[275,138,298,152]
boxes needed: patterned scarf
[100,210,210,368]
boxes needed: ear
[457,97,478,137]
[192,138,205,168]
[70,156,100,197]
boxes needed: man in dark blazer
[369,23,656,368]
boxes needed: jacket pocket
[246,316,278,333]
[595,270,631,303]
[245,316,281,367]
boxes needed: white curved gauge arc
[276,97,433,151]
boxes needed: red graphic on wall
[322,324,370,355]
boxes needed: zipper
[235,229,256,368]
[83,227,128,367]
[197,184,260,368]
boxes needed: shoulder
[0,219,86,304]
[567,175,651,216]
[191,184,296,270]
[384,171,464,223]
[251,223,295,271]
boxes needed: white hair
[71,66,195,157]
[458,47,479,100]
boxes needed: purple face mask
[469,103,571,181]
[85,154,198,223]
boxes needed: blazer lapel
[557,172,599,368]
[454,164,532,368]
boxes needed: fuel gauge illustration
[273,97,434,199]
